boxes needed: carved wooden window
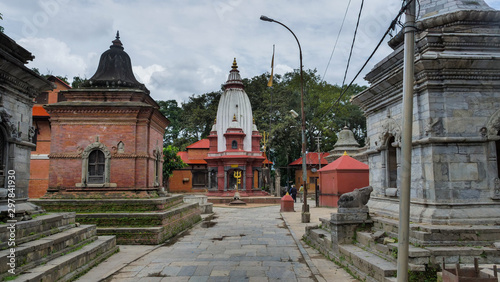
[231,140,238,149]
[387,136,397,188]
[192,170,207,187]
[88,150,105,184]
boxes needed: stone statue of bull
[337,186,373,209]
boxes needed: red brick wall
[47,99,166,192]
[188,148,208,160]
[29,119,51,198]
[29,159,49,198]
[48,158,81,188]
[169,169,192,193]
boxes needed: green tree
[162,145,187,191]
[178,91,221,149]
[156,69,367,188]
[243,69,366,187]
[71,76,88,88]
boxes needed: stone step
[0,213,76,249]
[75,202,200,227]
[372,216,500,246]
[11,236,117,282]
[96,203,201,244]
[307,228,332,255]
[0,224,97,276]
[425,246,499,265]
[31,195,185,213]
[356,231,431,265]
[339,244,397,281]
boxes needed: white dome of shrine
[216,58,255,152]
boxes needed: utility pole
[315,135,322,170]
[397,0,416,281]
[315,134,322,207]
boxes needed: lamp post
[260,15,310,223]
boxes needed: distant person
[298,185,304,202]
[289,185,297,202]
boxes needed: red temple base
[206,189,269,197]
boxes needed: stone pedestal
[330,208,372,253]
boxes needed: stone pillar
[329,208,372,254]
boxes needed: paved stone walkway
[109,205,317,281]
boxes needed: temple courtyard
[76,202,356,282]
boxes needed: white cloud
[133,64,166,85]
[3,0,498,103]
[275,64,293,76]
[18,37,87,78]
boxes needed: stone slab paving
[108,205,318,282]
[282,202,359,282]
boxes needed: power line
[321,0,352,81]
[314,0,413,128]
[341,0,364,88]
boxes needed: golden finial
[343,151,348,156]
[232,114,237,121]
[232,58,238,69]
[214,118,217,124]
[253,118,255,124]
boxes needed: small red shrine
[318,152,369,207]
[205,59,267,197]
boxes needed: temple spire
[111,30,123,49]
[83,31,148,93]
[232,58,238,69]
[224,58,244,89]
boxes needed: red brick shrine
[43,33,169,198]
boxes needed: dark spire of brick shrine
[83,31,149,94]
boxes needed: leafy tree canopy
[157,69,367,185]
[162,145,187,188]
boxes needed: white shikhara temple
[205,59,267,196]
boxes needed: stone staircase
[32,195,202,245]
[0,212,117,281]
[305,214,500,281]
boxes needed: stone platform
[305,211,500,281]
[0,213,117,281]
[31,195,201,245]
[207,196,281,205]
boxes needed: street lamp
[260,15,310,223]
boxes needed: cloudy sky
[1,0,499,103]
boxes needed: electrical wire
[341,0,364,88]
[313,0,415,129]
[321,0,352,81]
